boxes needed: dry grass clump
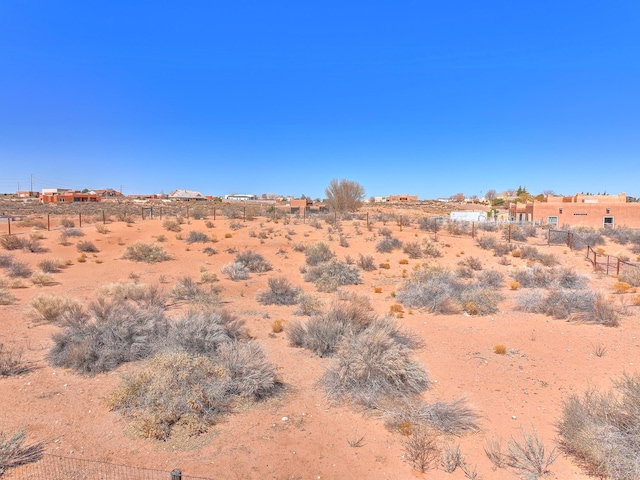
[200,271,218,283]
[235,250,272,273]
[511,264,553,288]
[62,227,84,237]
[0,428,46,475]
[356,253,377,271]
[422,240,442,258]
[257,277,302,305]
[0,235,27,251]
[109,308,278,440]
[293,292,324,316]
[618,267,640,287]
[403,241,423,259]
[26,294,83,324]
[516,289,620,326]
[99,282,167,309]
[557,373,640,480]
[459,256,482,271]
[401,426,440,473]
[171,277,220,306]
[0,344,31,376]
[476,269,504,289]
[494,344,507,355]
[221,262,250,281]
[485,427,558,478]
[185,231,210,244]
[30,272,55,287]
[320,323,430,407]
[0,287,16,305]
[271,319,284,333]
[302,259,361,292]
[122,241,171,263]
[304,241,335,266]
[37,258,65,273]
[397,265,502,315]
[612,281,633,294]
[162,218,182,232]
[383,397,480,436]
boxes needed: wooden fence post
[7,217,10,236]
[548,229,550,246]
[79,213,82,227]
[141,207,145,220]
[102,210,106,224]
[213,207,216,221]
[243,206,246,222]
[508,224,511,243]
[617,258,620,276]
[170,469,182,480]
[366,212,369,228]
[47,214,50,231]
[471,222,475,239]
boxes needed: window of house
[547,216,558,225]
[603,216,614,228]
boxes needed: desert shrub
[441,442,465,473]
[486,427,558,478]
[356,254,377,271]
[476,235,498,250]
[0,287,16,305]
[99,282,167,309]
[505,226,528,242]
[401,426,440,473]
[62,228,84,238]
[6,260,32,278]
[479,221,500,232]
[37,258,64,273]
[30,272,55,286]
[21,237,44,253]
[571,228,605,249]
[339,235,349,248]
[257,277,301,305]
[294,292,324,316]
[191,208,207,220]
[512,264,553,288]
[378,227,393,237]
[123,242,171,263]
[108,352,231,439]
[494,242,516,256]
[321,325,431,407]
[460,256,482,271]
[422,240,442,258]
[456,265,475,279]
[557,373,640,480]
[0,253,14,269]
[171,277,220,305]
[235,250,272,272]
[403,241,423,259]
[49,298,169,374]
[221,262,250,281]
[216,341,278,398]
[376,236,402,253]
[448,221,470,235]
[396,267,464,314]
[304,241,335,266]
[553,267,588,289]
[202,247,217,256]
[292,242,306,252]
[303,259,361,292]
[185,231,209,244]
[460,286,502,315]
[619,267,640,287]
[200,271,218,283]
[60,217,75,228]
[95,224,109,234]
[0,235,26,251]
[383,397,480,436]
[0,428,46,475]
[477,270,503,289]
[76,240,99,253]
[287,294,377,356]
[162,219,182,232]
[0,344,31,376]
[164,310,248,355]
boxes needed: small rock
[282,416,289,422]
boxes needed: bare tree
[485,189,497,201]
[324,179,366,212]
[450,193,465,203]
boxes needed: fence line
[585,245,639,276]
[6,454,214,480]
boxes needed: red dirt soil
[1,212,638,479]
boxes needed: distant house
[169,189,206,201]
[41,189,100,203]
[224,194,258,201]
[373,196,388,203]
[387,194,419,202]
[509,192,640,228]
[450,211,489,222]
[90,188,124,198]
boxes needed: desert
[1,200,639,480]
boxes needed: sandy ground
[1,210,639,479]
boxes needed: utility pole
[30,174,34,194]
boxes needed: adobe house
[41,189,100,203]
[509,193,640,228]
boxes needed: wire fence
[585,245,639,276]
[6,454,213,480]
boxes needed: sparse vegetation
[257,277,301,305]
[76,240,99,253]
[0,428,46,475]
[186,231,210,244]
[304,241,335,266]
[221,262,250,281]
[235,250,273,272]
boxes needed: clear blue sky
[1,1,639,199]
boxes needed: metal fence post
[170,468,182,480]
